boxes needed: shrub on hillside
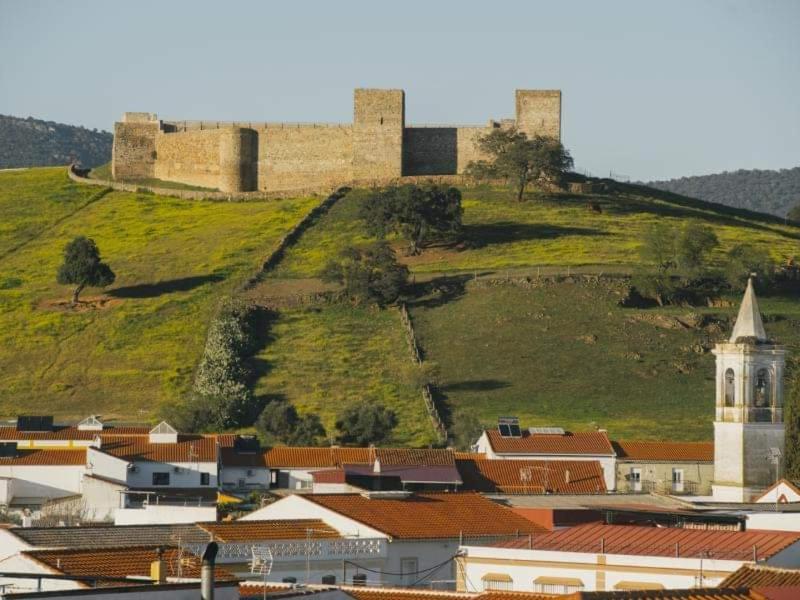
[449,409,484,451]
[725,244,776,290]
[256,400,327,446]
[335,401,397,446]
[359,184,463,255]
[321,242,409,307]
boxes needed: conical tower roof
[729,277,767,343]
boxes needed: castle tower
[353,89,405,181]
[712,278,786,502]
[515,90,562,141]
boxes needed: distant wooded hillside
[0,115,112,169]
[644,167,800,218]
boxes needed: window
[238,478,246,489]
[482,574,513,591]
[724,368,735,406]
[200,472,210,486]
[754,368,771,407]
[152,472,170,486]
[400,558,418,586]
[533,578,584,594]
[629,468,642,492]
[672,468,684,493]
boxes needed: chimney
[150,547,166,584]
[201,542,218,600]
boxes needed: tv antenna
[251,545,274,600]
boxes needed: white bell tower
[712,278,786,502]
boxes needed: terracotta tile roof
[485,430,614,456]
[0,425,151,441]
[563,590,762,599]
[454,452,487,460]
[220,447,269,467]
[457,458,606,494]
[197,519,340,542]
[264,447,373,468]
[612,440,714,462]
[98,435,218,462]
[0,448,86,465]
[24,546,235,586]
[303,492,546,539]
[493,522,800,561]
[311,468,347,483]
[342,588,556,600]
[376,448,455,466]
[10,523,209,548]
[721,564,800,588]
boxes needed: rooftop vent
[148,421,178,444]
[498,417,522,438]
[359,490,413,500]
[233,435,260,455]
[0,442,18,459]
[77,415,104,431]
[528,427,566,435]
[16,416,54,432]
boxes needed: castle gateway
[111,89,561,193]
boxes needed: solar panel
[528,426,566,435]
[498,416,521,438]
[16,416,54,432]
[234,435,260,454]
[0,442,18,459]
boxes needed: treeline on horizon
[644,166,800,218]
[0,114,112,169]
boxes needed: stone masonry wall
[154,129,222,189]
[112,89,562,193]
[515,90,562,140]
[258,125,353,192]
[112,117,159,180]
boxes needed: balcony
[186,537,388,564]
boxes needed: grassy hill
[256,181,800,443]
[3,169,800,444]
[0,115,112,169]
[0,168,317,418]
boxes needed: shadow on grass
[108,274,225,298]
[406,274,474,310]
[439,379,511,392]
[463,222,608,249]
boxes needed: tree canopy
[466,128,573,201]
[257,400,327,446]
[359,184,463,255]
[335,401,397,446]
[56,236,115,305]
[321,242,409,307]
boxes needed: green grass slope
[0,168,317,418]
[252,305,437,446]
[257,182,800,442]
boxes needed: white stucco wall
[0,554,80,594]
[458,545,745,593]
[0,529,33,561]
[0,465,84,502]
[114,503,216,525]
[219,465,270,490]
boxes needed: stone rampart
[111,88,562,194]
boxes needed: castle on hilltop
[111,89,561,193]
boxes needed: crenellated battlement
[111,88,562,193]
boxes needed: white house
[474,424,617,491]
[0,446,86,507]
[457,522,800,594]
[240,491,543,588]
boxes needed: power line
[342,553,460,577]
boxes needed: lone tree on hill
[359,184,463,255]
[335,401,397,446]
[465,128,573,201]
[321,242,409,307]
[56,236,115,306]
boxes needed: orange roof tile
[721,564,800,588]
[0,425,151,441]
[25,546,235,586]
[264,447,373,468]
[220,447,269,468]
[198,519,340,542]
[303,492,546,539]
[0,448,86,466]
[485,430,614,456]
[98,435,218,462]
[612,440,714,462]
[342,588,557,600]
[564,590,761,599]
[495,522,800,561]
[457,458,606,494]
[376,448,455,466]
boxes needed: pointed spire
[729,277,767,343]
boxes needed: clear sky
[1,0,798,181]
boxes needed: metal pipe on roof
[201,541,218,600]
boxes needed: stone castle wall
[111,89,561,193]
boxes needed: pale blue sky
[1,0,798,180]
